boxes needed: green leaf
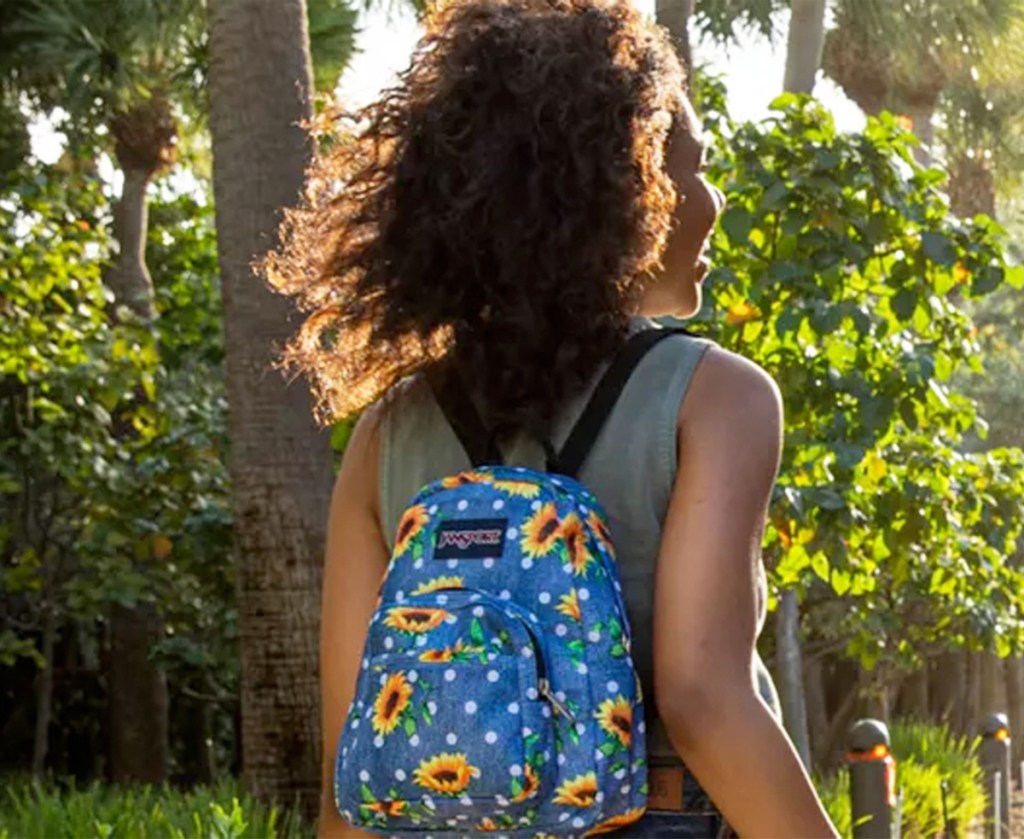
[721,207,753,245]
[404,717,416,737]
[831,568,851,596]
[811,552,830,582]
[921,232,956,266]
[469,618,485,646]
[891,287,917,321]
[360,784,376,804]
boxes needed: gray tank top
[377,318,780,762]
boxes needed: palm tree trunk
[783,0,827,94]
[904,103,935,167]
[656,0,695,73]
[105,156,171,784]
[208,0,334,814]
[107,165,156,321]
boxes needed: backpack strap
[429,327,691,474]
[550,327,689,479]
[427,366,504,468]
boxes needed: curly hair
[264,0,686,432]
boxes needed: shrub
[0,778,312,839]
[814,720,985,838]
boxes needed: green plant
[815,721,986,838]
[0,778,312,839]
[690,87,1024,678]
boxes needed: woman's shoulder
[676,343,782,455]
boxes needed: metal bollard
[847,719,896,839]
[980,712,1011,839]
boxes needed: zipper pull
[539,679,577,725]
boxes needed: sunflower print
[520,502,562,559]
[562,513,595,576]
[372,672,413,735]
[441,472,491,489]
[492,478,542,498]
[553,772,599,807]
[584,807,646,835]
[413,752,479,796]
[476,817,500,831]
[511,763,540,803]
[383,606,449,634]
[556,589,582,622]
[587,509,615,557]
[418,647,452,663]
[394,504,430,556]
[366,799,406,817]
[412,575,463,595]
[595,695,632,748]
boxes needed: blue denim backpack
[336,329,684,836]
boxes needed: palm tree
[207,0,334,813]
[783,0,827,94]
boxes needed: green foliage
[815,769,852,838]
[308,0,359,95]
[0,778,311,839]
[0,162,235,773]
[816,721,985,838]
[689,90,1024,670]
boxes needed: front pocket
[337,594,557,832]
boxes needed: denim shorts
[612,811,726,837]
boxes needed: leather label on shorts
[647,766,685,811]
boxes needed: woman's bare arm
[653,346,838,838]
[318,408,390,839]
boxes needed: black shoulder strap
[426,366,503,468]
[551,327,689,479]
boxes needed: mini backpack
[335,328,685,837]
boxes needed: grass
[815,719,986,839]
[0,777,313,839]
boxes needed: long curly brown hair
[264,0,686,431]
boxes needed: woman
[267,1,839,836]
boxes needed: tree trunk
[106,165,156,321]
[783,0,827,94]
[804,654,830,768]
[948,154,997,219]
[31,605,57,775]
[897,668,929,721]
[104,155,171,784]
[964,651,982,736]
[980,652,1006,718]
[904,102,935,167]
[776,590,811,767]
[656,0,695,74]
[109,602,170,782]
[1005,657,1024,766]
[208,0,333,814]
[931,652,966,730]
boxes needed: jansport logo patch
[434,519,508,560]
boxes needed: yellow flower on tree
[412,575,464,595]
[585,807,646,835]
[556,590,582,622]
[413,752,479,796]
[493,479,541,498]
[595,696,632,747]
[366,799,406,817]
[553,772,599,807]
[511,763,540,802]
[384,606,449,634]
[562,513,594,576]
[372,672,413,735]
[725,299,761,326]
[520,502,561,559]
[394,504,430,555]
